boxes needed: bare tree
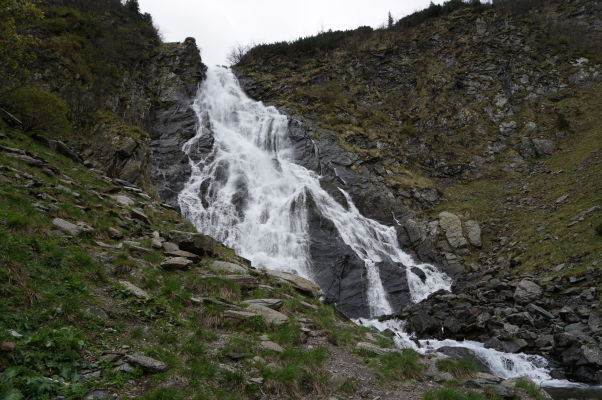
[227,43,251,65]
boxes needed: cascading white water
[178,66,451,317]
[176,66,564,386]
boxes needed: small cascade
[177,66,451,317]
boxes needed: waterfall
[176,66,584,387]
[177,66,451,317]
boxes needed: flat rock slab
[208,260,248,274]
[241,298,283,310]
[355,342,396,356]
[52,218,84,236]
[201,274,259,289]
[125,354,168,373]
[111,194,135,207]
[160,257,193,270]
[131,208,151,225]
[260,340,284,353]
[164,249,199,260]
[264,269,322,298]
[118,280,150,300]
[224,310,258,321]
[246,304,288,325]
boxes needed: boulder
[438,212,468,249]
[168,230,220,256]
[264,269,322,298]
[463,220,482,248]
[125,354,168,373]
[246,304,288,325]
[241,298,284,310]
[118,280,150,300]
[164,249,199,260]
[52,218,84,236]
[130,208,151,225]
[111,194,135,207]
[513,279,542,304]
[108,227,124,239]
[160,257,193,270]
[208,260,248,274]
[83,391,119,400]
[532,138,556,157]
[162,241,179,252]
[260,341,284,353]
[436,347,491,374]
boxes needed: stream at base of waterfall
[177,66,601,396]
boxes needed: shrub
[595,223,602,236]
[6,86,70,134]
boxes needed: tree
[125,0,139,14]
[0,0,43,93]
[387,11,394,28]
[6,86,71,134]
[227,43,251,65]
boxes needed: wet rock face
[148,38,207,208]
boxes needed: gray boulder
[126,354,168,373]
[513,279,542,304]
[438,212,468,249]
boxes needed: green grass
[377,349,424,380]
[436,358,478,378]
[515,379,547,400]
[424,388,485,400]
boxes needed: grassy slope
[432,83,602,287]
[0,128,502,400]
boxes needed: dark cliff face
[147,38,207,207]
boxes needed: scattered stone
[264,269,322,298]
[52,218,84,236]
[162,241,179,252]
[555,194,569,204]
[168,230,220,256]
[113,362,135,373]
[581,345,602,366]
[513,279,542,304]
[532,138,556,157]
[8,330,23,338]
[108,227,124,240]
[160,257,193,270]
[527,303,554,319]
[151,238,163,249]
[260,341,284,353]
[118,280,150,300]
[224,310,259,322]
[241,298,283,310]
[111,194,135,207]
[355,342,394,356]
[246,304,288,325]
[464,220,482,248]
[208,260,248,274]
[125,354,168,373]
[164,249,199,260]
[248,377,264,384]
[438,211,468,248]
[130,208,150,225]
[83,391,119,400]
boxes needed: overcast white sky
[138,0,445,65]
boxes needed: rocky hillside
[234,0,602,384]
[0,126,555,400]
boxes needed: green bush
[7,86,70,134]
[595,223,602,236]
